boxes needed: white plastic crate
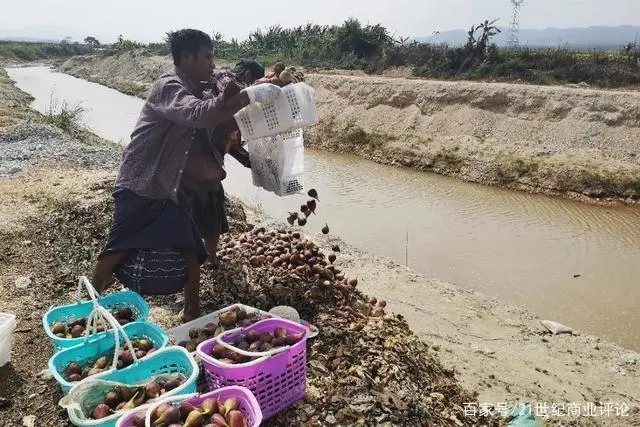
[234,82,318,140]
[168,303,274,344]
[247,128,305,197]
[0,313,16,367]
[167,304,277,392]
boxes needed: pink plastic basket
[115,386,262,427]
[196,318,308,420]
[113,407,146,427]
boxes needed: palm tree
[477,19,501,51]
[623,42,637,62]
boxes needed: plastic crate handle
[144,392,198,427]
[214,327,290,359]
[75,276,101,304]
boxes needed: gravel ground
[0,67,120,179]
[0,122,120,177]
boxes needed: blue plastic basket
[65,346,200,427]
[49,321,169,394]
[43,290,149,352]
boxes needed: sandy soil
[58,53,640,203]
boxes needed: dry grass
[0,70,37,130]
[41,95,85,133]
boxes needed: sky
[0,0,638,43]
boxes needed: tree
[477,19,501,52]
[622,41,639,63]
[466,19,500,52]
[84,36,100,47]
[112,34,141,52]
[212,32,224,43]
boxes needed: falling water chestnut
[306,199,317,214]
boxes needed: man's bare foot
[204,256,221,270]
[179,307,201,323]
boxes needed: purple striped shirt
[115,67,248,202]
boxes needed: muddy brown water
[7,66,640,351]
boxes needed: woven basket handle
[84,306,122,371]
[100,306,140,366]
[76,276,100,303]
[84,305,139,370]
[214,328,289,358]
[144,392,198,427]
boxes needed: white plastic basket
[234,82,318,140]
[0,313,16,367]
[168,303,274,345]
[168,304,276,392]
[247,128,305,197]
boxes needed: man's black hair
[166,29,213,66]
[234,59,265,80]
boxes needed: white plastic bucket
[0,313,16,367]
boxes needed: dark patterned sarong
[100,187,207,295]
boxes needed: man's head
[167,29,214,82]
[234,59,265,85]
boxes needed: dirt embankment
[58,52,640,203]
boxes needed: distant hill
[415,25,640,50]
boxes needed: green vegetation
[40,91,110,146]
[83,36,100,48]
[108,80,148,98]
[109,34,143,54]
[0,40,94,62]
[209,18,639,88]
[94,19,640,88]
[41,93,84,132]
[430,146,466,173]
[494,155,541,185]
[4,18,640,87]
[210,18,640,87]
[562,167,640,199]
